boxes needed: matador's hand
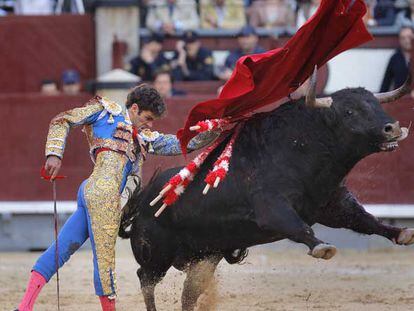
[137,135,148,160]
[45,156,62,180]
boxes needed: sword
[41,167,66,311]
[52,180,61,311]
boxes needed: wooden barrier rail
[1,92,413,204]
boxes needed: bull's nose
[382,121,401,138]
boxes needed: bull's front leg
[252,191,337,259]
[318,186,414,245]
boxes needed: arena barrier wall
[0,15,95,93]
[1,93,413,204]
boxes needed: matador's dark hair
[126,83,166,117]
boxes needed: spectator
[171,30,215,81]
[380,26,412,92]
[373,0,396,26]
[200,0,246,29]
[146,0,199,35]
[296,0,320,29]
[62,69,82,95]
[218,25,265,81]
[249,0,295,28]
[153,70,186,98]
[396,0,414,27]
[40,79,60,95]
[129,33,170,81]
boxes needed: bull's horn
[305,66,332,108]
[305,66,317,107]
[375,71,412,104]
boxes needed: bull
[119,72,413,311]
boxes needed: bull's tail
[118,209,134,239]
[119,169,161,239]
[118,222,132,239]
[118,181,142,239]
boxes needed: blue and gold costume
[33,96,216,297]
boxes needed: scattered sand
[2,240,414,311]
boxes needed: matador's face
[128,104,159,130]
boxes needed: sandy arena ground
[2,240,414,311]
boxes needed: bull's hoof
[309,243,337,260]
[396,228,414,245]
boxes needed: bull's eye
[346,110,353,116]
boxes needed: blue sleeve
[147,131,220,156]
[85,110,103,125]
[150,134,182,155]
[45,101,104,158]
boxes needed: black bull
[119,85,413,311]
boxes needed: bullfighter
[15,85,217,311]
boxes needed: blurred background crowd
[1,0,413,98]
[4,0,414,28]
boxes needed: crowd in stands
[128,25,266,87]
[2,0,414,29]
[1,0,411,97]
[139,0,414,31]
[131,25,414,98]
[131,0,414,97]
[129,24,412,97]
[40,69,83,95]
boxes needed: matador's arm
[139,129,220,156]
[45,97,105,159]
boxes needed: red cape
[177,0,373,154]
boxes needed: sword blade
[53,180,61,311]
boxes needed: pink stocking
[99,296,116,311]
[17,271,47,311]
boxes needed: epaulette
[139,129,160,142]
[85,95,102,106]
[99,97,122,116]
